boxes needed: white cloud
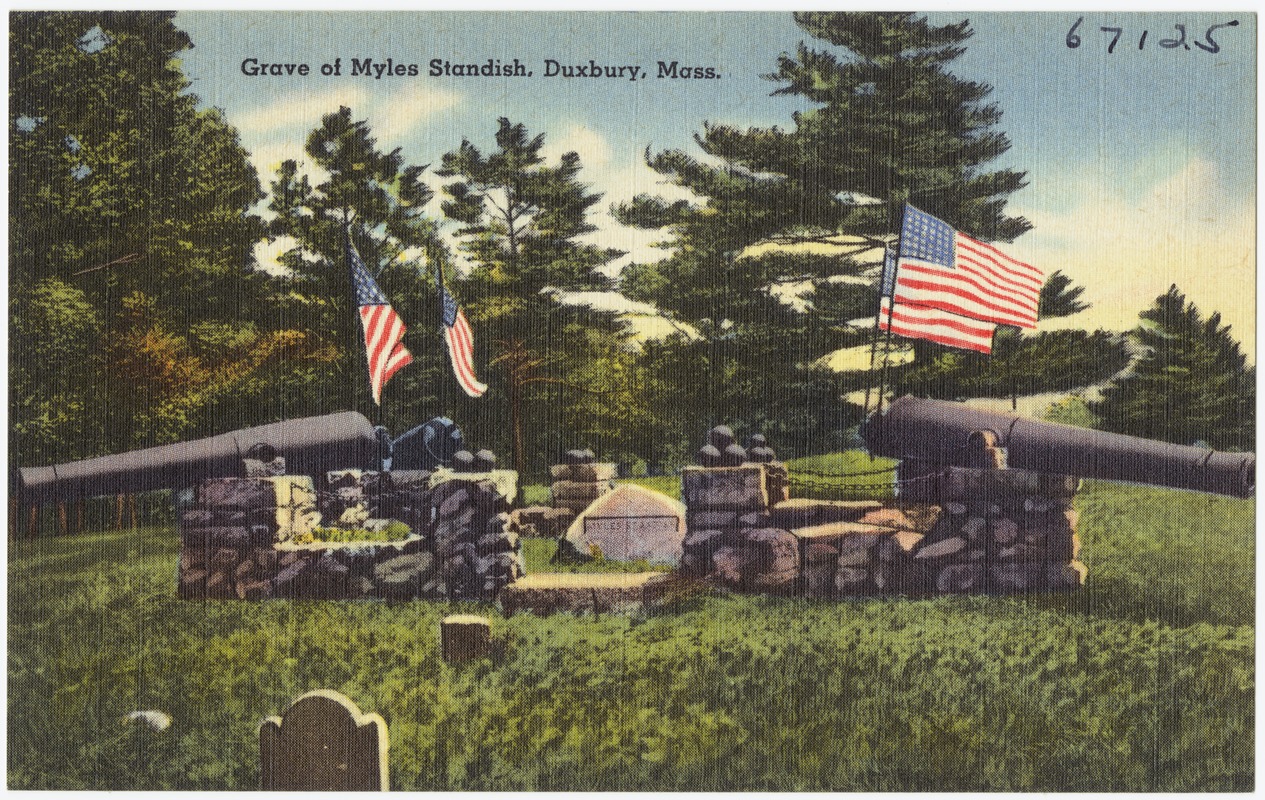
[1012,156,1255,360]
[236,83,461,195]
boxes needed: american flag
[349,242,413,405]
[879,205,1043,354]
[440,285,487,398]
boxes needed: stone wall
[179,469,522,601]
[679,458,1087,598]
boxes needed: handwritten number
[1138,30,1147,50]
[1159,24,1187,49]
[1100,27,1123,53]
[1196,20,1239,53]
[1066,16,1083,48]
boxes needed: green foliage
[7,480,1254,790]
[785,452,898,500]
[612,12,1043,453]
[1042,395,1099,428]
[436,119,640,473]
[1038,270,1090,318]
[1090,286,1254,450]
[890,330,1130,401]
[265,106,448,423]
[9,12,277,464]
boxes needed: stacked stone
[679,427,800,592]
[317,470,431,533]
[386,470,433,535]
[894,464,1086,593]
[271,536,436,601]
[179,475,320,600]
[790,508,925,598]
[428,467,525,600]
[550,449,616,514]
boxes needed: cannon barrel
[17,411,380,504]
[863,396,1254,498]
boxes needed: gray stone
[836,533,885,567]
[936,564,983,593]
[743,527,800,589]
[711,546,746,586]
[564,484,687,565]
[681,465,769,511]
[914,536,967,560]
[992,517,1020,546]
[834,566,869,592]
[961,517,988,541]
[737,510,773,529]
[689,509,740,530]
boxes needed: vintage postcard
[7,9,1255,791]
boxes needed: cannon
[17,411,382,505]
[862,396,1254,498]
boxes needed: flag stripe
[442,297,486,397]
[955,247,1043,296]
[349,241,413,405]
[880,298,995,354]
[959,235,1043,282]
[881,298,997,338]
[894,278,1037,327]
[899,261,1039,312]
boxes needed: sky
[174,10,1256,359]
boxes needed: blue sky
[175,10,1256,356]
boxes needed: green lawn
[7,480,1253,790]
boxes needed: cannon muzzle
[18,411,380,504]
[863,396,1254,498]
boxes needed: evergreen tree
[1090,286,1254,451]
[10,12,275,460]
[266,107,448,429]
[437,119,636,473]
[616,12,1036,445]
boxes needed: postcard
[8,10,1255,791]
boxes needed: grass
[7,479,1254,790]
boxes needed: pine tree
[266,106,446,426]
[1090,286,1254,450]
[437,119,634,472]
[615,12,1036,444]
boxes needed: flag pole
[876,212,904,417]
[861,243,891,423]
[434,249,450,416]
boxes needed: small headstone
[441,614,492,664]
[259,689,389,791]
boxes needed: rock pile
[428,469,525,600]
[179,463,524,601]
[550,449,616,514]
[679,434,802,592]
[676,427,1087,598]
[895,463,1086,593]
